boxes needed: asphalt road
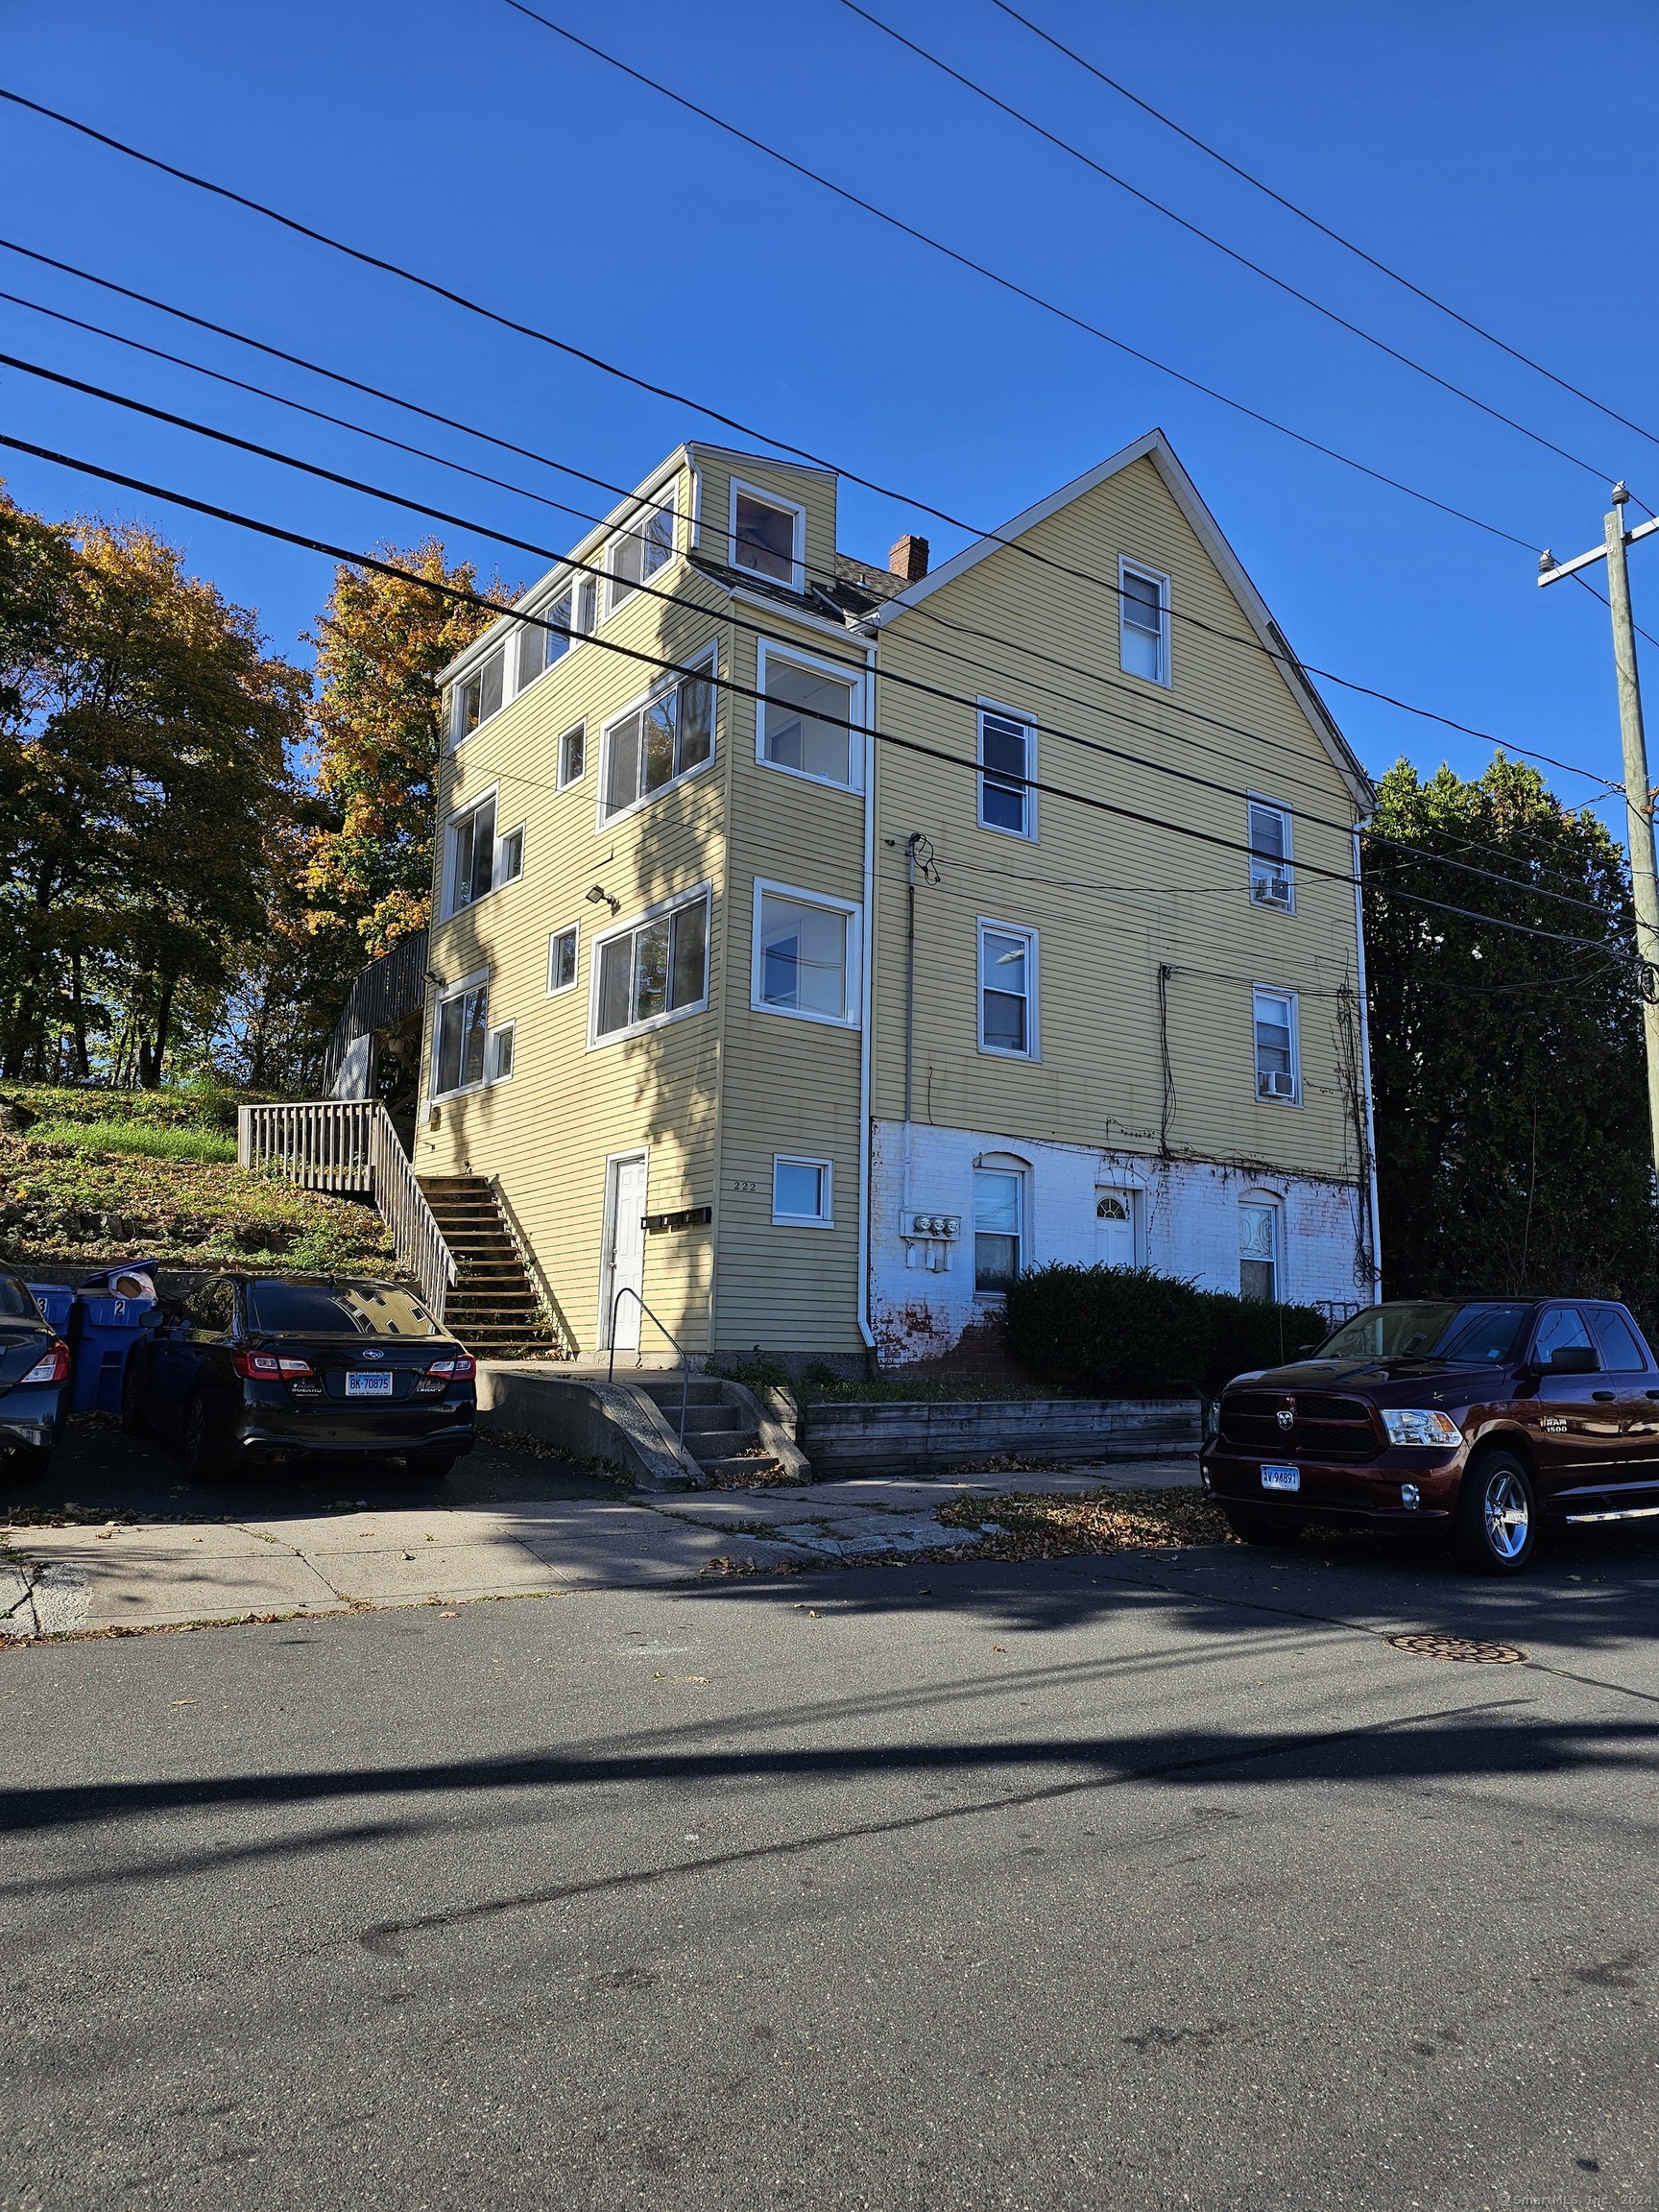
[4,1529,1659,2211]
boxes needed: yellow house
[417,430,1379,1367]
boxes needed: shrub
[1003,1263,1334,1395]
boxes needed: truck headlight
[1382,1408,1462,1448]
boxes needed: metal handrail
[607,1286,691,1441]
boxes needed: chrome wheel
[1483,1468,1530,1560]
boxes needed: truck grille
[1218,1390,1379,1462]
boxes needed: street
[5,1530,1658,2209]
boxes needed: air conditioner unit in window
[1259,1070,1296,1099]
[1250,874,1293,907]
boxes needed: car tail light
[20,1340,70,1386]
[425,1356,475,1382]
[232,1350,315,1381]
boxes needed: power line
[0,427,1628,963]
[0,343,1615,919]
[986,0,1659,473]
[0,87,1599,786]
[837,0,1628,494]
[0,242,1616,807]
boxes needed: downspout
[856,637,878,1350]
[1351,826,1383,1297]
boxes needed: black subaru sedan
[0,1266,70,1473]
[122,1274,476,1481]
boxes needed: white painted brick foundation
[870,1118,1372,1366]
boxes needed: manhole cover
[1386,1632,1527,1665]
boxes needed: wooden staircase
[416,1175,558,1359]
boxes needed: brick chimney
[888,534,930,584]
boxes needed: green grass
[4,1078,271,1137]
[29,1119,238,1165]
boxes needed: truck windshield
[1319,1303,1530,1365]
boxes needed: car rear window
[0,1276,41,1322]
[245,1281,443,1337]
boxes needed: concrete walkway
[0,1457,1197,1638]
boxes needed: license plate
[1260,1463,1300,1492]
[346,1371,394,1398]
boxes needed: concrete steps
[629,1372,781,1482]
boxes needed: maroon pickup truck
[1201,1297,1659,1574]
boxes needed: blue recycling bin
[24,1282,74,1336]
[68,1259,162,1415]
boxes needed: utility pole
[1539,484,1659,1181]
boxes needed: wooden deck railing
[237,1101,456,1319]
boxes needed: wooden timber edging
[800,1397,1201,1475]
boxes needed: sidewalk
[0,1458,1198,1638]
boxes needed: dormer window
[732,482,804,590]
[606,500,675,615]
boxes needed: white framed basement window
[1247,797,1295,912]
[1118,558,1170,685]
[772,1155,833,1228]
[547,924,579,997]
[431,972,491,1098]
[605,495,677,617]
[977,919,1038,1058]
[444,788,524,918]
[1253,986,1300,1105]
[756,641,862,791]
[599,651,716,824]
[730,479,805,591]
[589,886,711,1046]
[752,881,862,1028]
[977,702,1036,838]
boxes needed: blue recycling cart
[24,1282,74,1337]
[68,1259,162,1415]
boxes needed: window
[978,707,1035,837]
[486,1022,515,1083]
[453,644,505,741]
[732,481,803,589]
[758,648,858,788]
[1531,1307,1597,1369]
[974,1168,1022,1293]
[1119,559,1169,685]
[1253,987,1299,1103]
[515,579,596,692]
[1239,1199,1279,1301]
[600,655,715,821]
[558,723,587,788]
[1248,799,1294,911]
[606,499,676,614]
[773,1155,832,1227]
[1590,1307,1649,1372]
[753,884,860,1026]
[592,891,709,1042]
[445,793,523,915]
[434,977,490,1095]
[548,925,579,996]
[978,921,1037,1057]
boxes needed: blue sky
[3,0,1656,814]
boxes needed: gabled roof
[867,428,1374,815]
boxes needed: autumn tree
[1362,756,1654,1315]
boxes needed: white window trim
[547,923,580,998]
[428,966,491,1101]
[772,1154,834,1229]
[603,488,680,621]
[976,697,1038,841]
[557,721,587,791]
[729,477,805,593]
[448,639,509,750]
[976,916,1040,1060]
[973,1152,1029,1302]
[1238,1190,1285,1300]
[1118,556,1171,687]
[486,1021,516,1085]
[1252,983,1302,1108]
[443,783,525,921]
[512,581,591,704]
[1247,793,1296,914]
[594,653,719,831]
[754,639,866,793]
[751,878,864,1031]
[586,881,713,1051]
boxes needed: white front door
[602,1154,648,1350]
[1095,1189,1137,1270]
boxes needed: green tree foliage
[303,541,510,961]
[1363,756,1654,1310]
[1003,1263,1330,1393]
[0,496,307,1088]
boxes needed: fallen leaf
[992,1645,1007,1652]
[438,1611,458,1619]
[172,1698,198,1706]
